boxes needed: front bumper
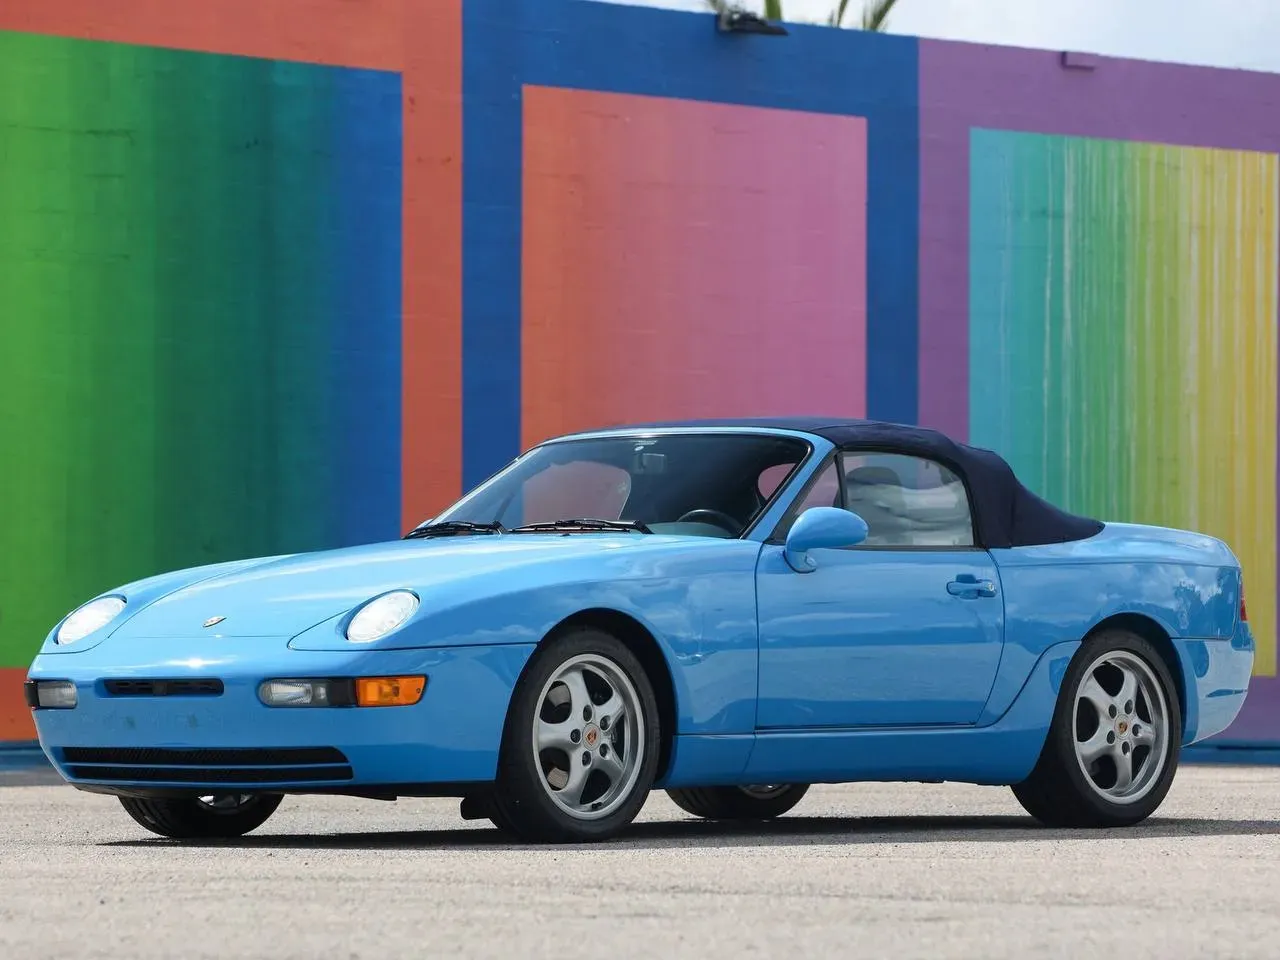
[27,638,536,796]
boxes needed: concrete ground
[2,765,1279,959]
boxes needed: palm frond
[859,0,900,31]
[828,0,852,26]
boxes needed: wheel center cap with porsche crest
[203,616,226,629]
[583,724,600,748]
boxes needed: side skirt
[661,640,1080,788]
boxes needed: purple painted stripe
[1208,676,1280,744]
[917,39,1280,443]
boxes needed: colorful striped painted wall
[968,131,1278,676]
[2,0,1279,750]
[0,0,459,740]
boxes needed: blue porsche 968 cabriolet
[26,419,1254,842]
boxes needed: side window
[773,461,841,538]
[503,461,631,527]
[798,462,842,512]
[757,463,796,499]
[840,452,974,547]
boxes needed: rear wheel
[490,628,661,843]
[667,783,810,821]
[1012,628,1181,827]
[119,792,284,839]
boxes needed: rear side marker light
[1241,578,1248,622]
[26,680,77,709]
[258,676,426,708]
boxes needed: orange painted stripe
[0,669,36,742]
[0,0,403,69]
[400,0,463,526]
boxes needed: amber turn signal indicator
[355,675,426,707]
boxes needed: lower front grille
[103,679,224,697]
[65,764,352,783]
[63,747,346,766]
[60,746,353,784]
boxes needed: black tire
[119,793,284,839]
[1012,628,1182,828]
[667,784,810,820]
[490,627,662,843]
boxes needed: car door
[754,449,1004,729]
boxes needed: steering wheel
[676,509,741,534]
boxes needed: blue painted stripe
[461,0,921,486]
[1184,743,1280,765]
[333,67,404,543]
[865,71,920,426]
[0,742,49,770]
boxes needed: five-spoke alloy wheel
[1071,650,1170,804]
[119,792,284,839]
[491,627,661,842]
[1012,628,1181,827]
[532,652,647,821]
[667,783,811,821]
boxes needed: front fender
[288,555,762,736]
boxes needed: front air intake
[103,679,224,697]
[59,746,353,784]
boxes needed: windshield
[430,433,812,539]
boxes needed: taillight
[1241,578,1248,622]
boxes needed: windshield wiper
[509,518,653,534]
[403,520,507,540]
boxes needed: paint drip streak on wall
[969,129,1278,674]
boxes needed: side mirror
[783,507,868,572]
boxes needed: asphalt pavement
[3,764,1279,959]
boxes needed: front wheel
[490,628,661,842]
[1012,628,1181,828]
[667,783,810,820]
[119,792,284,839]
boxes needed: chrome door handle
[947,576,997,599]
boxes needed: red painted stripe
[521,88,869,445]
[401,0,464,527]
[0,669,36,742]
[0,0,403,69]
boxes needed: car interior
[517,435,811,538]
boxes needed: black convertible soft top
[589,417,1104,549]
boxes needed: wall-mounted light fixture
[716,7,789,35]
[1060,51,1099,71]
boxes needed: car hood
[103,534,726,640]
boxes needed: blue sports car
[26,419,1253,842]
